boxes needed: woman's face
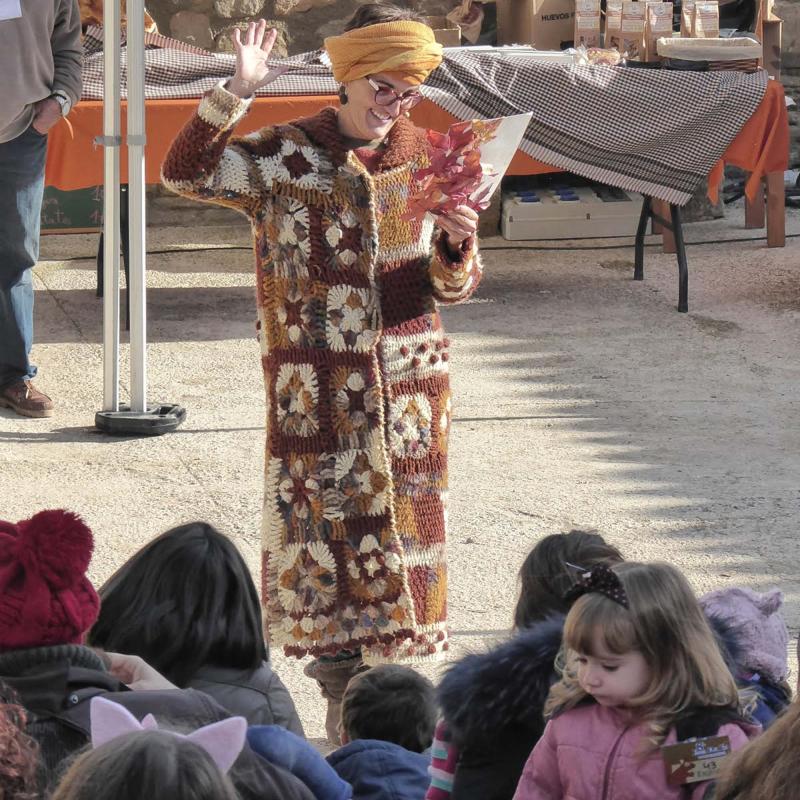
[340,72,420,141]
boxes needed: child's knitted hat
[0,510,100,651]
[699,586,789,683]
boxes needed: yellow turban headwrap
[324,21,443,86]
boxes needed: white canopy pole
[95,0,185,435]
[101,0,121,412]
[127,0,147,413]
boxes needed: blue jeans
[0,125,48,389]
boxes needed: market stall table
[45,79,789,312]
[45,82,788,200]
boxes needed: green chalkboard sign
[41,185,103,234]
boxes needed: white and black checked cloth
[425,50,768,204]
[81,27,338,99]
[81,32,768,205]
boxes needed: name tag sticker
[661,735,732,786]
[0,0,22,20]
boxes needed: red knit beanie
[0,510,100,651]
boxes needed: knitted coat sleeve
[161,83,271,217]
[429,232,483,304]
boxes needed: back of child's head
[89,522,265,686]
[0,686,39,800]
[340,665,436,752]
[714,700,800,800]
[548,561,741,740]
[513,530,624,629]
[50,731,240,800]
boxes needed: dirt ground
[2,202,798,739]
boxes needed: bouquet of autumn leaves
[403,118,502,222]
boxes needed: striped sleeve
[426,719,459,800]
[429,232,483,304]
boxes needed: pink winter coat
[513,703,758,800]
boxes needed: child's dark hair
[341,665,436,752]
[50,731,239,800]
[89,522,266,687]
[513,530,624,629]
[344,2,426,31]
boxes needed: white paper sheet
[472,112,533,203]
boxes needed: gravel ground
[2,201,798,740]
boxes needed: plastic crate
[501,181,645,240]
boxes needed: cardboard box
[496,0,575,50]
[426,16,462,47]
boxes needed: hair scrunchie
[324,21,443,86]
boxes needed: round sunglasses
[365,77,422,109]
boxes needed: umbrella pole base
[95,404,186,436]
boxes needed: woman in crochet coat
[162,4,482,741]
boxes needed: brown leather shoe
[0,379,54,418]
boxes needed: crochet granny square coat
[162,85,482,664]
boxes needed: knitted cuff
[435,231,475,268]
[198,81,253,131]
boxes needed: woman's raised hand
[227,20,288,98]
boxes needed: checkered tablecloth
[81,27,338,99]
[81,31,768,205]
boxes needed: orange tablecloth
[46,81,788,196]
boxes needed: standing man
[0,0,81,418]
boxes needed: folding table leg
[96,233,104,297]
[634,196,651,281]
[656,198,677,254]
[95,184,130,315]
[766,171,785,248]
[671,204,689,313]
[121,184,131,330]
[745,177,766,229]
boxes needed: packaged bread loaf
[621,0,646,60]
[605,0,623,49]
[680,0,695,36]
[645,2,673,61]
[692,0,719,37]
[575,0,602,48]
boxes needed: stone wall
[775,0,800,167]
[151,0,454,56]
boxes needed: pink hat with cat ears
[90,697,247,773]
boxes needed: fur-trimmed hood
[438,615,564,750]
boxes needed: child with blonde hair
[513,562,760,800]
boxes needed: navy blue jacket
[328,740,431,800]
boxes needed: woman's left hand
[436,204,479,251]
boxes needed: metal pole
[127,0,147,413]
[101,0,121,411]
[96,0,185,435]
